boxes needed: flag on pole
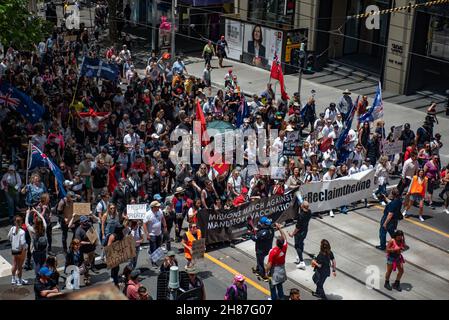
[236,95,250,128]
[0,83,44,124]
[80,57,120,81]
[29,144,67,197]
[195,99,209,147]
[359,82,383,122]
[270,54,289,101]
[335,95,359,151]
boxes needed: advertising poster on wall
[242,23,283,70]
[225,19,243,61]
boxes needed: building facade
[234,0,449,95]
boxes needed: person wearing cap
[74,214,97,285]
[251,216,275,279]
[216,35,229,68]
[182,222,203,268]
[143,200,167,268]
[338,89,353,121]
[34,266,60,300]
[1,164,22,224]
[225,274,248,300]
[160,250,178,272]
[187,267,206,300]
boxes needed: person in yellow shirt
[202,40,216,66]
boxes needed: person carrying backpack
[224,274,247,301]
[25,208,48,277]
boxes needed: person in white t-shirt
[8,215,27,286]
[143,201,167,268]
[322,166,337,217]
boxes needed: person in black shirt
[91,159,109,201]
[227,274,248,300]
[34,266,60,300]
[251,217,275,279]
[74,215,97,286]
[103,136,117,160]
[311,239,336,300]
[288,201,312,270]
[376,188,402,250]
[187,268,206,300]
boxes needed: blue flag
[80,56,120,81]
[236,95,250,128]
[0,83,44,124]
[359,82,383,122]
[29,144,67,197]
[336,96,359,151]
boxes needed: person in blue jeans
[376,188,402,250]
[143,201,167,268]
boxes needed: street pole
[171,0,177,61]
[297,43,306,100]
[152,0,157,51]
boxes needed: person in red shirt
[131,154,147,176]
[403,142,417,162]
[232,187,248,207]
[265,223,288,300]
[126,269,143,300]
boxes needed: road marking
[0,254,12,277]
[204,253,270,296]
[373,205,449,239]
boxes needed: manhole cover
[0,285,31,300]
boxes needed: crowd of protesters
[0,2,447,300]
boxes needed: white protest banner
[127,204,147,220]
[301,169,375,212]
[383,140,403,156]
[104,236,136,269]
[191,238,206,260]
[393,125,403,141]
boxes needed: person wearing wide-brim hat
[174,187,185,195]
[143,199,167,268]
[160,250,179,272]
[186,267,206,300]
[2,164,22,224]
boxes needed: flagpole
[25,140,31,186]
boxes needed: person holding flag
[359,82,384,123]
[269,54,289,102]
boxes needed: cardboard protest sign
[104,236,136,269]
[383,140,402,156]
[127,204,147,220]
[283,131,302,156]
[393,125,403,141]
[64,35,78,42]
[86,227,99,245]
[73,203,91,215]
[191,238,206,260]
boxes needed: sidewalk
[236,215,449,300]
[183,56,449,164]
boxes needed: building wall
[295,0,319,50]
[328,0,347,58]
[383,0,416,94]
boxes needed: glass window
[427,16,449,60]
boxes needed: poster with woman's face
[243,23,283,70]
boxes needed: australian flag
[236,95,250,128]
[0,83,44,124]
[29,144,67,197]
[80,56,120,81]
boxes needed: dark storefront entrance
[339,0,391,75]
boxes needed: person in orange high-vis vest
[402,169,427,222]
[182,223,202,268]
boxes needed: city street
[1,0,449,302]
